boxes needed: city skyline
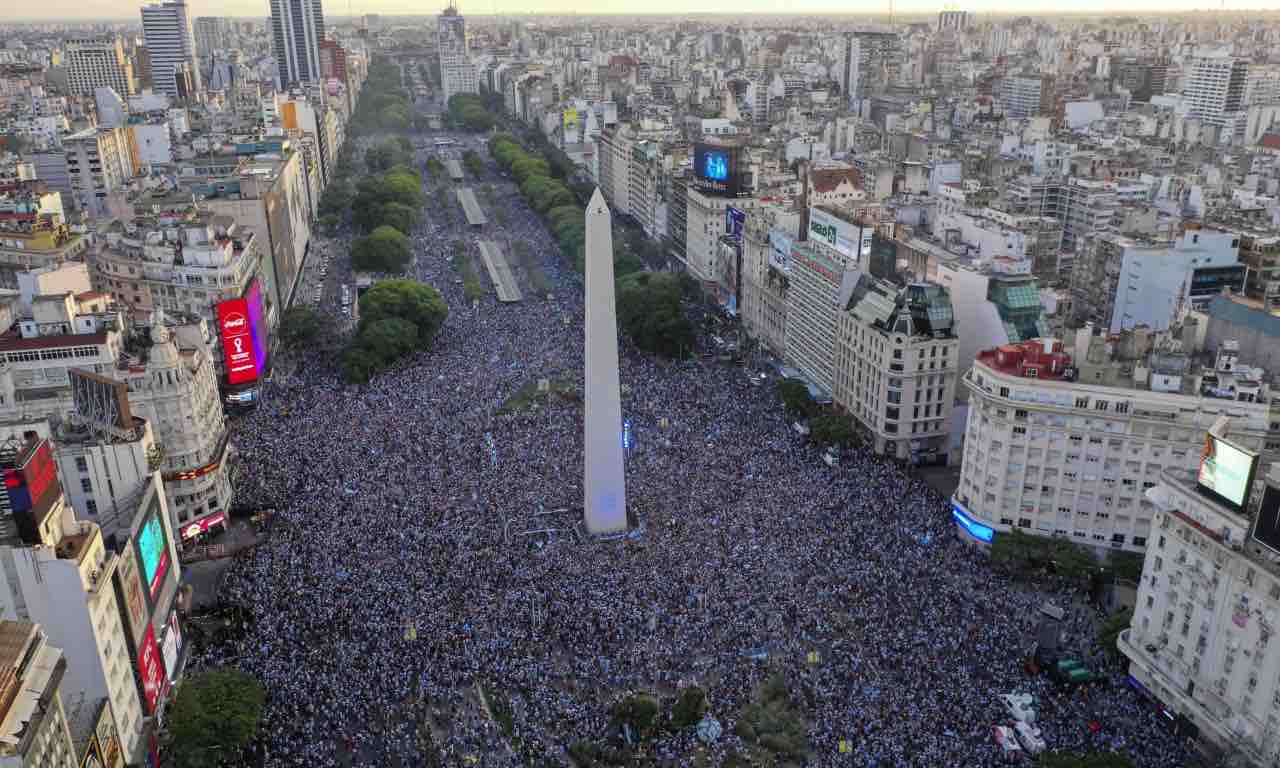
[4,0,1280,22]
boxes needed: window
[74,457,88,473]
[1018,518,1032,528]
[1132,536,1146,547]
[1075,397,1089,409]
[1000,386,1010,398]
[85,499,97,516]
[79,477,92,493]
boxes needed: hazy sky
[1,0,1272,23]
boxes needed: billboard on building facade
[5,440,58,515]
[217,298,259,385]
[1196,433,1258,511]
[161,612,181,680]
[246,280,268,374]
[139,624,164,713]
[692,143,743,197]
[562,108,578,133]
[768,230,792,274]
[807,206,872,264]
[117,546,147,646]
[135,510,170,602]
[724,206,746,243]
[1253,486,1280,556]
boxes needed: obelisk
[583,188,628,535]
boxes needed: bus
[433,138,456,148]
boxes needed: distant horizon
[3,2,1280,24]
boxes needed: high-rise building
[1184,49,1248,129]
[269,0,324,88]
[192,17,231,65]
[140,0,201,99]
[438,4,478,102]
[0,620,77,768]
[1000,73,1056,119]
[64,37,135,98]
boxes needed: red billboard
[138,624,164,713]
[4,441,58,514]
[217,298,259,385]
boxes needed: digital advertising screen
[135,513,170,601]
[160,614,181,680]
[1196,434,1259,511]
[1252,486,1280,556]
[724,206,745,244]
[217,298,259,385]
[246,280,268,374]
[138,624,164,714]
[4,441,58,514]
[692,143,740,196]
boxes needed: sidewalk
[182,520,260,610]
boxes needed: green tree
[614,272,694,358]
[734,673,810,762]
[808,414,854,447]
[425,156,444,179]
[511,156,551,184]
[351,226,412,273]
[669,687,707,730]
[357,279,448,348]
[356,316,419,365]
[1099,608,1134,659]
[463,150,485,177]
[376,201,421,234]
[166,668,265,768]
[776,378,817,418]
[611,695,660,739]
[278,306,323,349]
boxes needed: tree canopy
[615,272,694,359]
[166,668,265,768]
[278,305,323,349]
[776,378,817,418]
[349,58,413,136]
[365,137,413,172]
[990,528,1100,584]
[343,280,448,384]
[1099,608,1134,659]
[351,226,412,274]
[808,414,854,447]
[448,93,495,132]
[351,166,424,233]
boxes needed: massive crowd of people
[195,136,1194,767]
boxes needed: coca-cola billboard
[217,298,258,385]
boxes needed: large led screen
[217,298,259,385]
[136,514,170,601]
[246,280,267,374]
[1197,434,1259,511]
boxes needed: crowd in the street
[193,135,1194,768]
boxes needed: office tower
[438,3,478,102]
[269,0,325,88]
[140,0,201,99]
[64,37,135,98]
[1185,49,1248,128]
[193,16,230,61]
[583,189,627,536]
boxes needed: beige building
[64,37,135,98]
[740,204,798,357]
[90,207,272,379]
[63,128,134,216]
[0,621,77,768]
[953,328,1279,553]
[834,277,958,463]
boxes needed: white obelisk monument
[583,188,628,535]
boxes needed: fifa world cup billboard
[217,298,259,385]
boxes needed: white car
[1014,721,1046,754]
[998,693,1036,725]
[991,725,1023,760]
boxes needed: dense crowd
[195,137,1193,767]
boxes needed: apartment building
[1184,49,1247,129]
[1236,231,1280,314]
[1001,74,1055,119]
[628,140,666,240]
[596,127,632,219]
[0,621,76,768]
[834,276,958,463]
[785,240,845,395]
[1072,228,1246,333]
[63,128,134,216]
[741,205,799,357]
[684,186,756,285]
[64,37,135,99]
[90,208,273,379]
[0,187,88,282]
[1119,464,1280,765]
[139,0,201,99]
[952,330,1279,553]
